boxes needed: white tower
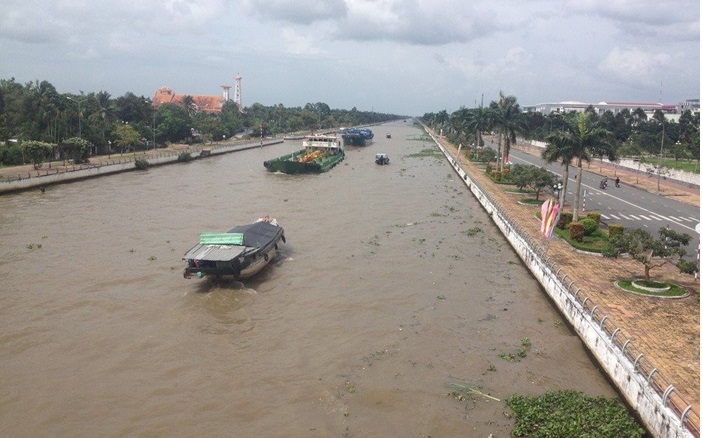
[221,84,232,101]
[234,74,243,112]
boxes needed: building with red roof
[152,86,228,113]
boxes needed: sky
[1,0,699,116]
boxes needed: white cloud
[0,0,697,115]
[599,46,670,85]
[241,0,347,25]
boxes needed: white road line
[511,153,699,232]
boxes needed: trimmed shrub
[134,158,150,170]
[608,224,624,238]
[569,222,585,242]
[579,218,598,236]
[586,212,601,225]
[557,212,573,230]
[177,152,193,162]
[485,163,493,175]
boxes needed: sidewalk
[437,135,700,427]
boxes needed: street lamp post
[67,96,84,138]
[657,121,665,194]
[553,182,563,206]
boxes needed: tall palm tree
[88,91,114,147]
[542,131,578,207]
[489,91,524,171]
[465,103,489,149]
[560,112,617,221]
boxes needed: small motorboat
[375,153,390,165]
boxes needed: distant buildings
[153,76,244,114]
[152,86,226,113]
[525,99,699,119]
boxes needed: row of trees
[422,93,700,221]
[0,78,405,166]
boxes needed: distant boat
[183,217,286,280]
[375,153,390,165]
[264,134,344,174]
[341,128,374,147]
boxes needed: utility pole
[657,122,664,194]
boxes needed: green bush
[678,259,699,275]
[134,158,150,170]
[569,222,585,242]
[608,224,624,238]
[579,218,598,236]
[485,163,493,174]
[586,212,601,225]
[177,152,192,162]
[557,212,573,230]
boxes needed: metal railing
[428,128,700,437]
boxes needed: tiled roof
[153,86,224,113]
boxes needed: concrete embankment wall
[0,140,282,194]
[428,131,695,438]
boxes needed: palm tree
[489,91,524,171]
[465,104,489,149]
[542,131,578,207]
[88,91,114,148]
[560,112,617,221]
[182,95,197,116]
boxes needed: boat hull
[264,149,344,174]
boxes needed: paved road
[506,147,700,256]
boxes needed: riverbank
[429,128,700,438]
[0,138,283,194]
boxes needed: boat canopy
[183,221,282,262]
[228,221,282,247]
[183,245,246,262]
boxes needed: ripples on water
[0,121,617,437]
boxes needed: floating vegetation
[507,390,645,437]
[26,243,42,250]
[463,227,482,237]
[148,255,157,261]
[407,148,443,159]
[499,338,532,362]
[447,382,500,402]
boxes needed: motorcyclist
[615,177,620,188]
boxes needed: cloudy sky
[1,0,699,116]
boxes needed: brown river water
[0,121,619,437]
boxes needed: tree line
[0,78,406,166]
[422,92,699,222]
[422,92,700,166]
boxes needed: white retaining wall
[429,131,694,438]
[0,140,283,194]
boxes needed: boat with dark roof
[183,217,285,280]
[341,128,374,147]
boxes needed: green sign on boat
[199,232,244,245]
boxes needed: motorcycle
[599,179,608,189]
